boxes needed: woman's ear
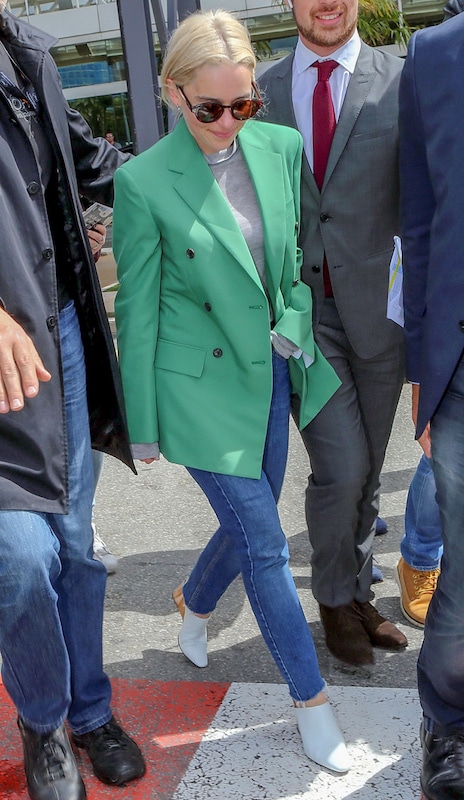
[166,78,181,108]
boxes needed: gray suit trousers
[292,299,404,607]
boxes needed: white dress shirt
[292,30,361,170]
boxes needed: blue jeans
[401,453,442,571]
[184,352,325,703]
[418,353,464,733]
[0,302,112,734]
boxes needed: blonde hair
[160,10,256,108]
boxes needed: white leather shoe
[295,702,351,773]
[172,584,209,668]
[178,607,209,668]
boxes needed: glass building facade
[6,0,444,145]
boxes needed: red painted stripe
[0,678,229,799]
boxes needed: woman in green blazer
[113,10,348,773]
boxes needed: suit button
[212,348,223,358]
[46,315,57,331]
[204,302,212,312]
[292,279,299,286]
[459,320,464,332]
[27,181,40,195]
[42,248,53,260]
[312,265,321,273]
[186,248,195,259]
[320,213,330,222]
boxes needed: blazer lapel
[168,119,263,290]
[238,124,287,304]
[323,43,377,189]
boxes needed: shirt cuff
[293,348,314,368]
[131,443,160,460]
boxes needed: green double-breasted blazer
[113,118,340,479]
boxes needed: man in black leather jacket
[0,6,145,799]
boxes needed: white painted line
[174,684,422,800]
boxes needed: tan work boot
[396,557,440,628]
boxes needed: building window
[51,39,125,88]
[69,92,132,150]
[9,0,114,16]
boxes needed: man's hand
[0,308,51,413]
[411,383,431,458]
[87,223,106,257]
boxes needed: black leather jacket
[0,10,134,512]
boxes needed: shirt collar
[294,29,361,75]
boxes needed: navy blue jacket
[400,14,464,437]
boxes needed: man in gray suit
[262,0,407,666]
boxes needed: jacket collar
[167,117,287,296]
[265,43,377,196]
[0,9,57,51]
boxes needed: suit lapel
[323,43,376,189]
[265,54,320,202]
[169,119,263,290]
[268,45,377,196]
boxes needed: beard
[294,9,357,50]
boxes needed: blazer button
[186,248,195,259]
[27,181,40,195]
[320,213,330,223]
[46,315,57,331]
[204,302,212,312]
[459,320,464,332]
[292,279,299,286]
[212,348,223,358]
[312,265,321,273]
[42,248,53,261]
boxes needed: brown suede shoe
[355,600,408,650]
[319,603,374,666]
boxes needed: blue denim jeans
[401,453,442,571]
[184,352,325,703]
[0,302,112,734]
[418,353,464,733]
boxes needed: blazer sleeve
[113,166,161,445]
[400,33,435,384]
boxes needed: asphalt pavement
[0,255,427,797]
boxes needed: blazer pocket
[155,339,207,377]
[352,125,395,142]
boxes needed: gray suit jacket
[261,42,404,359]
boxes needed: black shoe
[72,716,145,786]
[420,721,464,799]
[18,717,86,800]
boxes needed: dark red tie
[313,59,339,297]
